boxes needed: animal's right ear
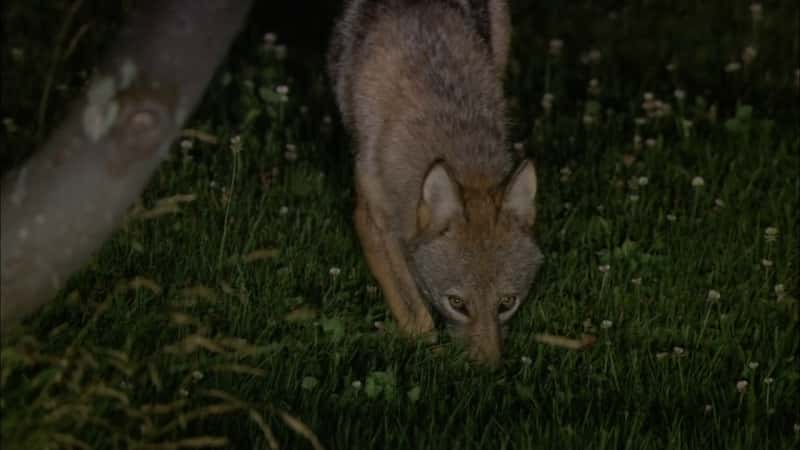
[418,162,463,232]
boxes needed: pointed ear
[501,160,537,226]
[418,162,463,231]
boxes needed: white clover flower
[279,205,289,216]
[263,32,277,45]
[548,39,564,56]
[629,194,640,202]
[707,289,721,302]
[276,85,289,95]
[582,114,595,126]
[748,361,759,370]
[229,135,242,153]
[741,46,758,65]
[521,356,532,365]
[673,346,686,356]
[725,61,742,73]
[643,92,655,101]
[352,380,362,389]
[180,139,194,150]
[764,377,774,385]
[600,319,613,329]
[329,266,342,277]
[674,89,686,100]
[750,3,763,21]
[631,277,642,286]
[638,176,649,186]
[284,143,298,161]
[704,404,713,414]
[691,176,705,187]
[598,264,611,273]
[774,284,785,299]
[761,259,773,268]
[192,370,204,381]
[714,198,725,208]
[736,380,749,393]
[541,92,555,111]
[764,227,779,242]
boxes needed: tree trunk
[0,0,253,327]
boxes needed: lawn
[1,1,798,449]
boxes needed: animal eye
[498,295,518,313]
[447,295,467,313]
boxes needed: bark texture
[1,0,253,326]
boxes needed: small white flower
[673,346,686,356]
[645,138,657,148]
[666,213,677,222]
[263,32,277,45]
[521,356,532,365]
[704,404,713,414]
[750,3,763,21]
[761,259,773,268]
[725,61,742,73]
[192,370,204,381]
[748,361,759,370]
[764,227,779,242]
[600,319,613,329]
[582,114,595,126]
[276,85,289,95]
[180,139,194,150]
[794,423,800,433]
[541,92,555,111]
[774,284,785,298]
[763,377,774,385]
[631,277,642,286]
[741,46,758,65]
[638,176,649,186]
[707,290,721,302]
[548,39,564,56]
[179,388,190,397]
[279,205,289,216]
[674,89,686,100]
[691,176,705,187]
[714,198,725,208]
[329,266,342,277]
[736,380,749,393]
[284,143,298,161]
[351,380,362,389]
[598,264,611,273]
[643,92,655,101]
[628,194,640,202]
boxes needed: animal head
[410,160,543,366]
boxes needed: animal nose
[468,321,503,367]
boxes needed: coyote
[328,0,543,364]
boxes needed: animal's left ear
[501,160,537,227]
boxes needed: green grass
[2,1,798,449]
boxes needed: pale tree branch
[1,0,253,327]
